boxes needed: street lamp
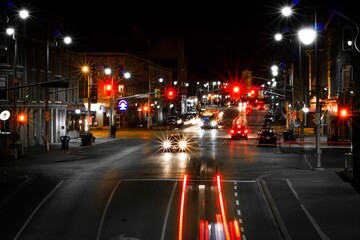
[280,6,322,168]
[302,106,309,125]
[298,24,322,168]
[82,65,92,133]
[105,67,131,135]
[6,9,29,135]
[44,34,72,151]
[104,67,115,137]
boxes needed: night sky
[9,1,360,81]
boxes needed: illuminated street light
[105,67,131,136]
[44,34,72,151]
[82,65,92,133]
[280,5,321,167]
[298,14,322,168]
[104,67,115,137]
[6,9,29,135]
[302,106,309,125]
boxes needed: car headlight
[178,140,187,150]
[163,140,172,150]
[211,120,217,127]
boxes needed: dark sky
[13,1,360,81]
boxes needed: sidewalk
[0,129,120,211]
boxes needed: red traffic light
[168,90,174,99]
[165,88,176,101]
[232,85,240,100]
[104,83,112,96]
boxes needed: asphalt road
[0,107,359,240]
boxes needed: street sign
[118,99,128,112]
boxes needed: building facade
[0,7,173,158]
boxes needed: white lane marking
[236,200,239,205]
[286,179,331,240]
[234,185,237,190]
[237,209,241,215]
[14,180,64,240]
[304,154,314,169]
[97,180,122,240]
[234,192,238,197]
[160,181,178,240]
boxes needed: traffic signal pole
[109,76,114,137]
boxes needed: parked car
[230,124,249,140]
[258,128,277,145]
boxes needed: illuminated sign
[118,99,128,112]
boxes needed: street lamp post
[314,12,322,168]
[105,67,131,135]
[44,34,72,151]
[104,68,114,137]
[6,9,29,135]
[82,66,92,133]
[281,6,322,167]
[147,64,151,130]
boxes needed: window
[55,57,61,75]
[342,27,353,51]
[0,76,8,100]
[342,65,354,93]
[0,46,9,64]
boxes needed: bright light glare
[178,140,187,150]
[163,140,172,150]
[298,28,316,45]
[275,33,283,41]
[64,36,72,44]
[6,28,14,36]
[19,9,29,19]
[104,68,112,75]
[124,72,131,79]
[281,6,292,17]
[340,109,348,117]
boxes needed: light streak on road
[217,174,232,240]
[178,174,188,240]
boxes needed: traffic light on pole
[104,83,112,96]
[232,86,240,100]
[168,90,174,100]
